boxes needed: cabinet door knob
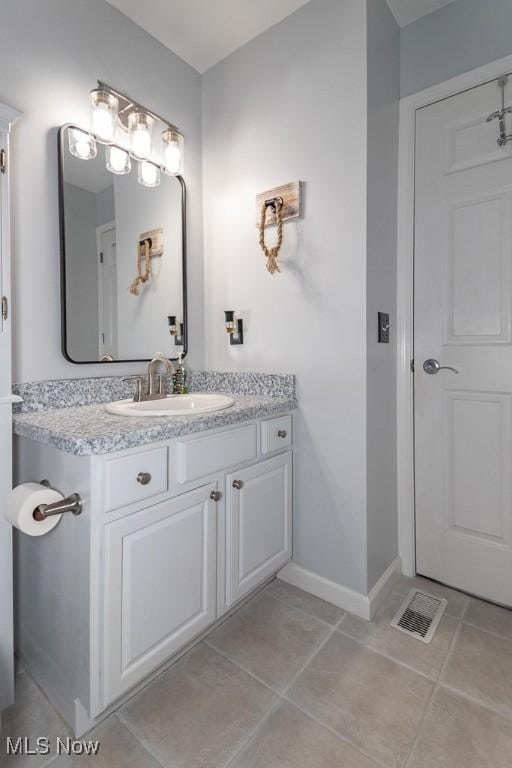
[210,490,222,502]
[277,430,288,438]
[232,479,244,490]
[136,472,152,486]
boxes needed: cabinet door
[103,484,217,707]
[227,452,292,605]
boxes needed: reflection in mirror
[59,125,186,363]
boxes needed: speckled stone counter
[12,372,296,456]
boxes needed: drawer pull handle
[232,479,244,490]
[136,472,152,486]
[277,430,288,438]
[210,490,222,502]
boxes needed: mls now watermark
[5,736,101,757]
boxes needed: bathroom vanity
[12,374,295,736]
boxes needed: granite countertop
[12,372,296,456]
[13,395,295,456]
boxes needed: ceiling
[105,0,312,73]
[105,0,459,73]
[386,0,458,27]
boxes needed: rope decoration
[258,198,283,275]
[129,237,152,296]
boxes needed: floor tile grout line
[115,710,168,768]
[262,587,345,630]
[280,619,342,698]
[437,620,462,682]
[280,695,388,768]
[436,680,512,723]
[460,617,512,644]
[203,639,282,695]
[402,617,465,767]
[335,625,440,683]
[402,682,439,768]
[222,697,283,768]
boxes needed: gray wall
[64,183,99,361]
[401,0,512,96]
[366,0,400,589]
[202,0,370,594]
[0,0,204,382]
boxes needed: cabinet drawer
[175,424,257,484]
[104,446,168,511]
[261,415,292,454]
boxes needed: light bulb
[90,89,118,142]
[93,105,114,141]
[162,129,184,175]
[138,160,160,187]
[68,127,97,160]
[106,145,131,175]
[129,111,154,160]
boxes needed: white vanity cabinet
[14,411,293,735]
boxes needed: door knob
[232,480,244,490]
[136,472,152,485]
[210,490,222,502]
[423,358,459,375]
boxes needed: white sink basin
[106,393,235,417]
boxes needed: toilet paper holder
[33,480,83,521]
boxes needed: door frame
[96,219,116,359]
[397,53,512,577]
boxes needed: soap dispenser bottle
[172,353,188,395]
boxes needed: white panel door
[415,77,512,606]
[227,452,292,605]
[102,485,217,706]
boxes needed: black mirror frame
[57,124,188,364]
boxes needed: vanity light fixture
[224,311,244,345]
[68,81,185,186]
[138,160,160,187]
[168,316,184,346]
[90,88,118,143]
[68,127,97,160]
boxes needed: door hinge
[0,149,6,174]
[410,359,415,373]
[1,296,8,320]
[99,252,104,263]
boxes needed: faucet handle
[122,376,145,402]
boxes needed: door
[415,77,512,606]
[0,104,21,714]
[97,222,118,360]
[227,452,292,605]
[102,485,217,707]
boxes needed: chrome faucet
[147,354,174,397]
[123,354,175,402]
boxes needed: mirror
[58,125,187,363]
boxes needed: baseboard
[277,557,402,621]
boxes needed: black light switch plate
[378,312,390,343]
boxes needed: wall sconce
[224,311,244,345]
[168,316,184,346]
[68,81,184,188]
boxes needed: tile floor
[3,575,512,768]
